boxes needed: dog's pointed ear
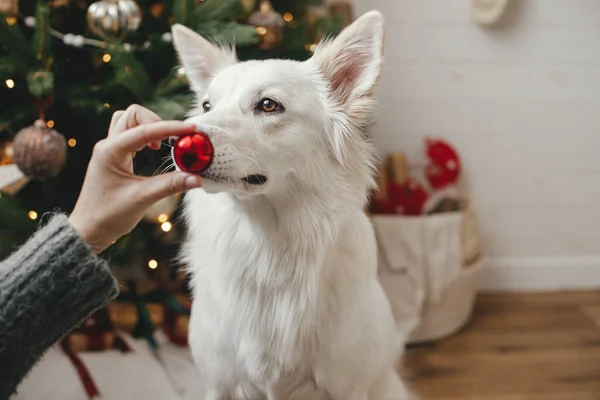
[171,24,237,95]
[311,11,384,111]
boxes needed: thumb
[139,172,202,205]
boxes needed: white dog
[172,11,409,400]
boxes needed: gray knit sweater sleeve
[0,214,119,398]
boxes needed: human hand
[68,105,202,253]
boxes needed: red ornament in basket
[425,138,461,190]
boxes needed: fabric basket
[371,206,483,344]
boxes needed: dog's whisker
[160,163,176,175]
[235,152,261,172]
[153,156,174,176]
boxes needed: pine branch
[173,0,196,26]
[145,93,194,121]
[0,195,37,234]
[0,16,33,63]
[153,69,189,98]
[0,107,35,135]
[195,21,258,45]
[32,0,52,67]
[0,54,29,78]
[193,0,245,23]
[109,47,154,102]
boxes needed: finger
[138,172,202,205]
[113,121,196,155]
[107,110,125,137]
[113,104,162,136]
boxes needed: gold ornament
[12,120,67,180]
[0,0,18,16]
[86,0,142,39]
[247,0,283,50]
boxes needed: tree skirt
[12,333,182,400]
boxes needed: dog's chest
[184,192,321,384]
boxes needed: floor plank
[401,291,600,399]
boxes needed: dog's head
[172,11,384,200]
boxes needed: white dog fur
[172,11,409,400]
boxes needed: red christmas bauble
[425,138,461,190]
[173,131,214,174]
[388,179,429,215]
[370,195,395,215]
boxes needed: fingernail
[185,175,202,188]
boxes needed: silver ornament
[86,0,142,39]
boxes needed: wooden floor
[400,291,600,400]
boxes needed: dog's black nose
[242,174,268,185]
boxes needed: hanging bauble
[240,0,257,14]
[247,0,284,50]
[0,0,18,16]
[143,193,181,223]
[86,0,142,39]
[12,120,67,180]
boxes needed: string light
[28,211,38,220]
[68,138,77,147]
[5,17,17,26]
[102,53,111,63]
[157,213,169,223]
[305,43,317,53]
[283,13,293,22]
[46,120,55,128]
[103,103,110,108]
[161,221,172,232]
[177,67,185,75]
[256,26,267,35]
[148,259,158,269]
[5,79,14,89]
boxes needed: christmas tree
[0,0,347,275]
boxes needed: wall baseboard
[479,257,600,291]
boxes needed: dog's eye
[258,98,283,113]
[202,102,211,112]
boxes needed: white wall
[351,0,600,291]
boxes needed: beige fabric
[372,210,482,342]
